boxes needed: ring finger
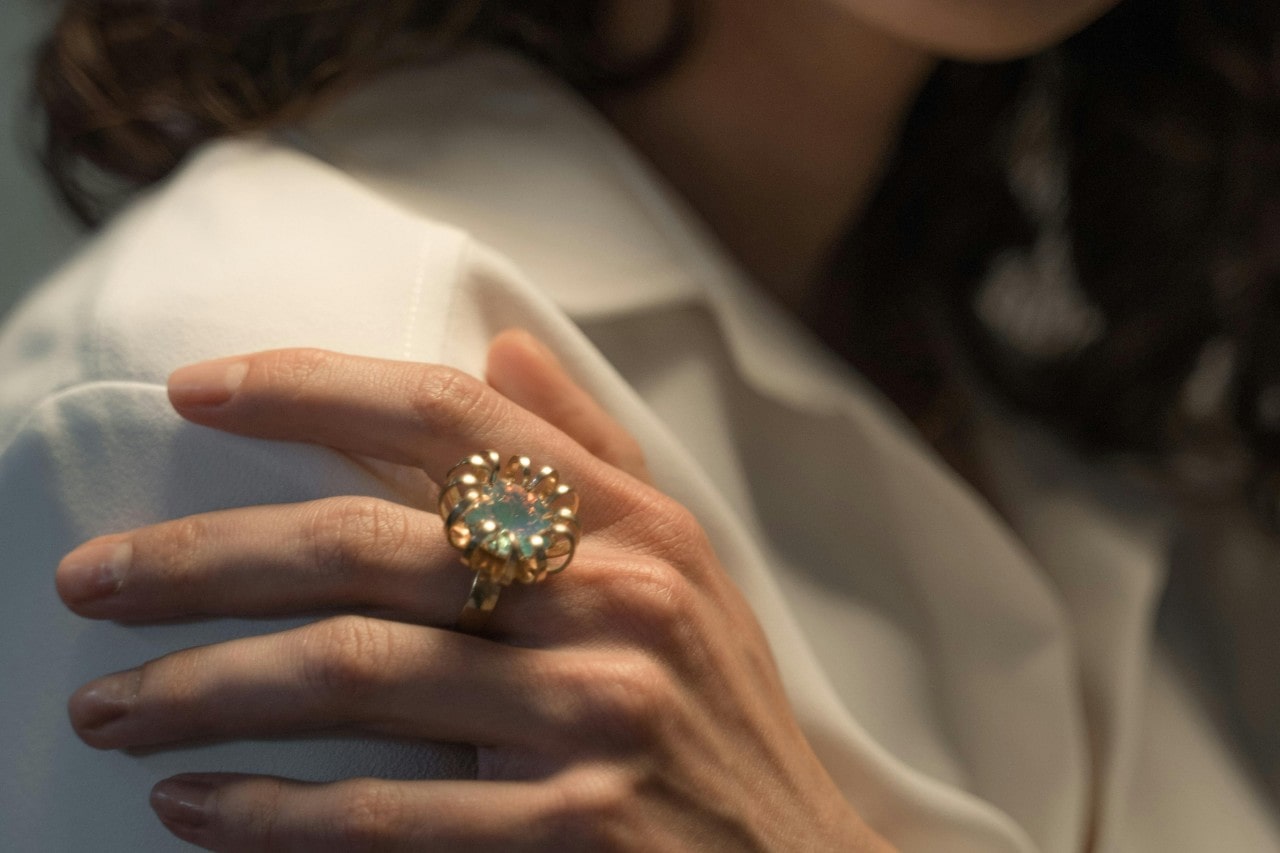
[55,496,611,641]
[57,497,462,623]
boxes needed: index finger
[486,330,653,485]
[167,348,647,528]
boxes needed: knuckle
[653,499,711,557]
[549,769,642,851]
[587,557,699,652]
[618,492,711,568]
[258,347,334,394]
[143,515,211,581]
[230,777,288,849]
[552,653,678,746]
[407,366,499,439]
[600,656,679,730]
[300,615,397,699]
[307,498,416,581]
[330,780,405,852]
[135,648,198,712]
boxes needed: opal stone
[463,480,557,560]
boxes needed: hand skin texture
[55,331,893,852]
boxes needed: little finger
[150,773,587,853]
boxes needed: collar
[295,48,707,318]
[293,48,862,413]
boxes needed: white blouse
[0,50,1275,851]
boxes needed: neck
[598,1,936,310]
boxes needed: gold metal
[440,450,580,631]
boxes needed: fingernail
[58,540,131,604]
[168,360,249,408]
[152,777,214,832]
[69,669,141,733]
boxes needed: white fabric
[0,50,1276,851]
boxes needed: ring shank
[455,574,504,633]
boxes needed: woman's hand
[55,331,890,852]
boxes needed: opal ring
[438,451,581,632]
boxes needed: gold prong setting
[439,451,580,587]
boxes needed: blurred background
[0,1,82,322]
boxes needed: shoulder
[0,136,480,444]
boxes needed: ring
[438,450,581,632]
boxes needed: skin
[60,340,891,851]
[599,0,1122,306]
[829,0,1129,60]
[57,1,1124,848]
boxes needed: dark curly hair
[815,0,1280,521]
[29,0,1280,521]
[33,0,694,223]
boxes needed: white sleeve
[0,382,476,852]
[0,138,492,851]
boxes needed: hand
[56,331,891,852]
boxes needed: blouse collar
[294,48,862,415]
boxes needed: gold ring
[438,451,580,632]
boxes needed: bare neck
[598,1,936,310]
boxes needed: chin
[840,0,1124,60]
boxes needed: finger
[486,329,652,484]
[150,774,585,852]
[55,497,469,624]
[167,348,648,528]
[53,498,652,646]
[67,615,557,751]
